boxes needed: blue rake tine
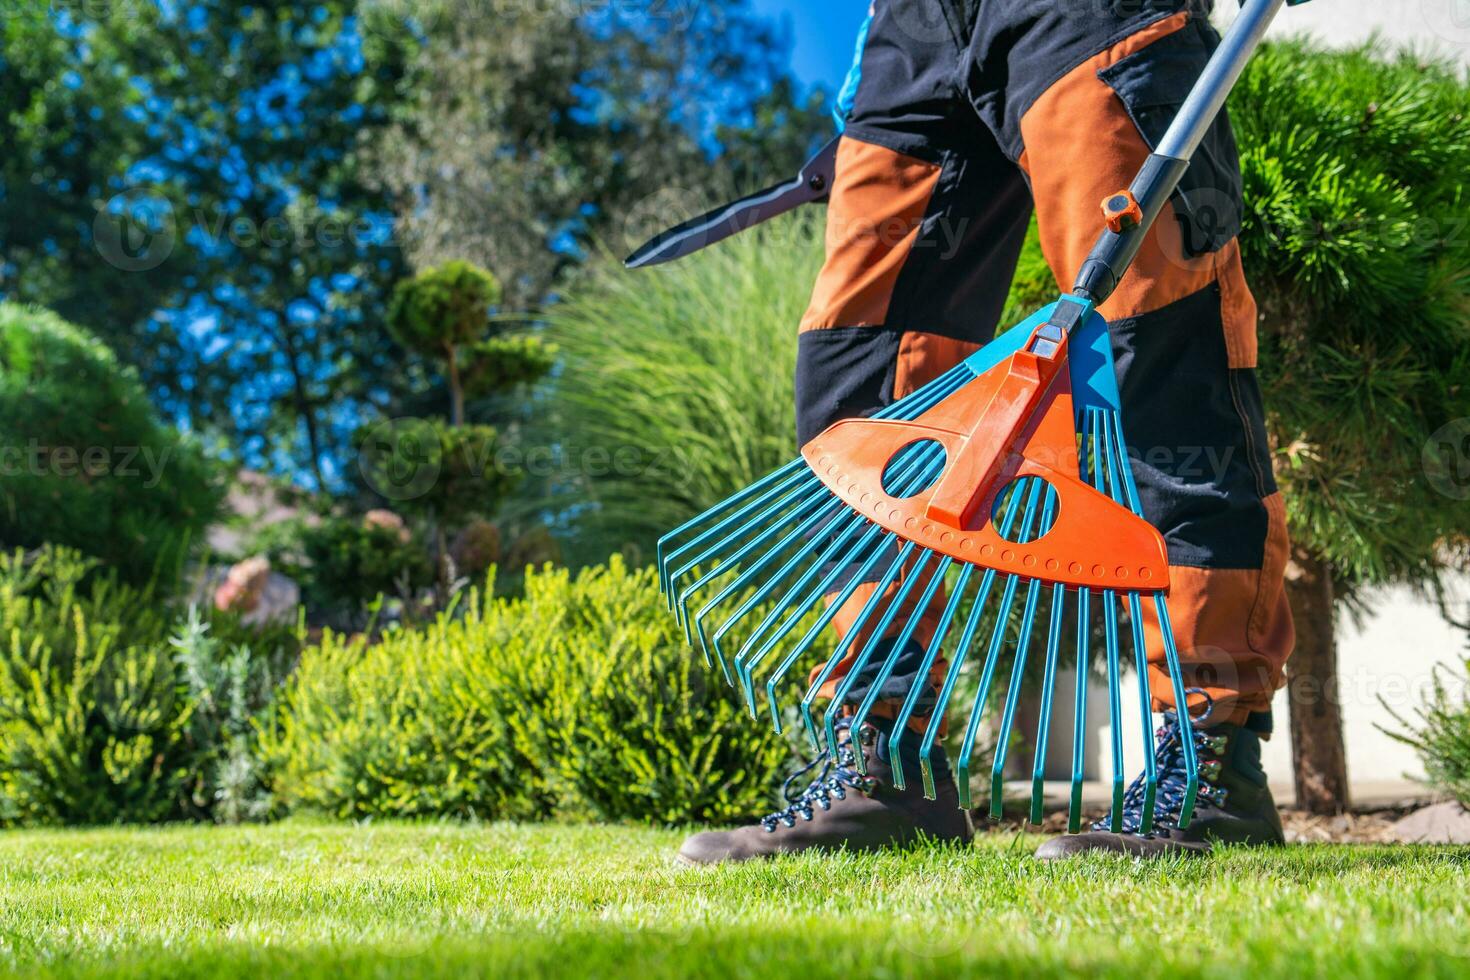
[1105,407,1200,830]
[1031,576,1067,826]
[1155,593,1200,828]
[664,467,817,615]
[987,479,1055,820]
[915,481,1029,799]
[660,463,811,603]
[704,506,869,686]
[734,520,887,714]
[1069,586,1092,833]
[734,444,947,715]
[954,570,1022,811]
[1067,405,1101,832]
[1105,402,1158,834]
[673,481,831,639]
[955,477,1047,811]
[690,492,850,681]
[989,571,1044,821]
[1102,407,1158,833]
[848,555,954,775]
[886,562,973,790]
[657,458,805,597]
[759,531,906,732]
[823,552,949,768]
[1102,588,1126,832]
[799,540,918,750]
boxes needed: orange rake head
[657,296,1202,835]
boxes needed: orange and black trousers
[801,0,1292,730]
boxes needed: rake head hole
[992,475,1059,544]
[880,439,946,499]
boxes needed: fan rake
[658,300,1197,834]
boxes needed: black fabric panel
[796,326,904,447]
[848,0,972,163]
[1109,284,1272,569]
[1097,17,1242,255]
[963,0,1214,162]
[886,130,1034,344]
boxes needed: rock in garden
[1391,802,1470,844]
[213,555,300,628]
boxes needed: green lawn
[0,822,1467,979]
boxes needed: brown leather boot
[1035,711,1284,860]
[677,718,973,865]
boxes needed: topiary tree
[370,266,553,592]
[0,303,221,582]
[386,259,553,426]
[1231,42,1470,813]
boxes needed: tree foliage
[2,2,421,489]
[368,0,830,308]
[1233,41,1470,585]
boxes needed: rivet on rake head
[961,539,975,552]
[1140,568,1153,581]
[1092,564,1105,577]
[1002,549,1015,562]
[1115,567,1128,580]
[1070,561,1083,574]
[980,544,993,556]
[941,532,954,544]
[905,517,917,530]
[861,493,871,504]
[1023,555,1037,567]
[923,524,935,536]
[1046,558,1060,572]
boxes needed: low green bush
[1389,658,1470,807]
[0,546,298,826]
[260,557,795,824]
[0,304,221,582]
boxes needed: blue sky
[751,0,868,91]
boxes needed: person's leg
[959,1,1292,854]
[678,0,1030,864]
[796,0,1032,738]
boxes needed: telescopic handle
[1071,0,1286,306]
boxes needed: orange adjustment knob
[1102,190,1143,233]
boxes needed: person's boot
[1035,710,1284,859]
[677,717,973,865]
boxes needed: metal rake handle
[1071,0,1286,306]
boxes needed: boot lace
[760,720,876,832]
[1095,696,1227,835]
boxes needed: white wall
[1222,0,1470,60]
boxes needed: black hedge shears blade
[624,136,840,270]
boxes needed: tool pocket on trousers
[1098,16,1243,257]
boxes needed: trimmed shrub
[259,557,795,824]
[0,304,221,582]
[0,546,298,826]
[1388,659,1470,807]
